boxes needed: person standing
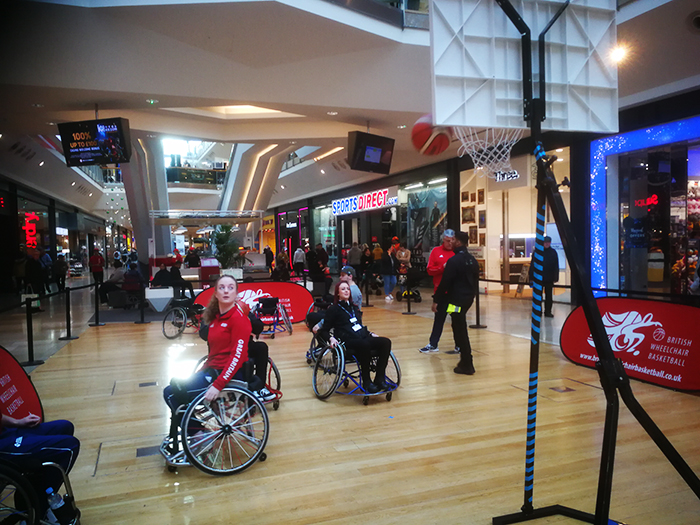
[529,235,559,318]
[360,246,373,286]
[420,229,456,354]
[316,243,329,267]
[432,231,479,375]
[380,244,396,302]
[53,254,69,292]
[264,245,274,275]
[395,242,412,294]
[347,242,363,279]
[293,246,306,278]
[89,249,105,285]
[38,247,53,293]
[184,247,201,268]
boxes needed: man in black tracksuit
[433,230,480,375]
[529,235,560,318]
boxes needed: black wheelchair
[0,459,80,524]
[162,297,205,339]
[312,336,401,405]
[253,297,292,338]
[159,361,270,476]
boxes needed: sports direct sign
[560,298,700,391]
[332,188,398,216]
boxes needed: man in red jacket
[419,229,455,354]
[89,249,105,284]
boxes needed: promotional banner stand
[490,1,700,524]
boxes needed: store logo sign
[634,194,658,207]
[286,222,298,229]
[332,188,397,216]
[494,170,520,182]
[23,212,39,249]
[587,311,661,356]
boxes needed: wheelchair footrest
[160,436,190,468]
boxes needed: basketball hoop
[453,127,524,179]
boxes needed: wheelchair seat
[254,297,292,338]
[257,297,279,315]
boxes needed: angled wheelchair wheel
[163,307,187,339]
[280,304,292,334]
[0,463,40,525]
[267,357,281,392]
[312,345,344,399]
[386,351,402,388]
[193,355,208,374]
[181,386,269,476]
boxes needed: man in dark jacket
[433,230,480,375]
[529,235,560,318]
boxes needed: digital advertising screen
[58,117,132,167]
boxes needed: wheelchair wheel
[193,355,208,373]
[386,351,402,388]
[280,304,293,334]
[312,345,344,399]
[163,307,187,339]
[0,463,40,525]
[267,357,281,392]
[181,386,269,476]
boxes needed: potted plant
[213,225,250,269]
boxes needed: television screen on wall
[57,118,132,167]
[347,131,394,175]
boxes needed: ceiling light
[320,170,325,174]
[289,141,297,145]
[47,122,56,126]
[89,192,93,196]
[71,182,76,186]
[146,98,159,105]
[610,45,628,63]
[397,125,407,129]
[0,134,3,139]
[280,185,286,189]
[556,158,564,162]
[31,103,44,108]
[313,147,344,162]
[428,177,447,185]
[556,148,564,152]
[326,111,338,116]
[38,161,44,166]
[405,183,424,190]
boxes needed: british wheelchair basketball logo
[237,288,272,310]
[587,311,662,356]
[561,298,700,391]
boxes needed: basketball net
[453,127,524,179]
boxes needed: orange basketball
[411,115,452,156]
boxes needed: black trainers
[454,362,476,375]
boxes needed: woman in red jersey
[163,275,250,411]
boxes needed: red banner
[0,346,44,421]
[560,298,700,391]
[195,281,313,324]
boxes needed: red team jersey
[427,245,455,292]
[205,304,251,391]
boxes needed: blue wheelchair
[254,297,292,338]
[312,336,401,405]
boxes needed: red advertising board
[560,298,700,391]
[0,346,44,421]
[195,281,313,324]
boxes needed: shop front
[260,215,276,255]
[591,114,700,298]
[276,207,309,262]
[460,149,571,295]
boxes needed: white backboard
[430,0,619,133]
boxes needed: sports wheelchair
[159,360,271,476]
[312,336,401,405]
[253,297,292,338]
[162,297,205,339]
[0,459,80,525]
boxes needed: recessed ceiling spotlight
[326,111,338,116]
[31,103,44,108]
[71,181,76,186]
[38,161,45,166]
[556,158,564,162]
[89,192,93,197]
[280,185,286,189]
[47,122,56,126]
[555,148,564,152]
[146,99,159,105]
[397,125,407,129]
[610,45,628,63]
[320,170,325,174]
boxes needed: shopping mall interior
[1,1,699,524]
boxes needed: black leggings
[249,340,269,385]
[346,336,391,386]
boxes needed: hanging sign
[560,298,700,391]
[332,188,398,216]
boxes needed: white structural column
[123,137,172,262]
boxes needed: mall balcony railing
[323,0,429,30]
[166,167,226,188]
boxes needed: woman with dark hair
[163,275,250,412]
[314,281,392,394]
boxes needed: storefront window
[399,181,448,272]
[618,144,698,295]
[312,205,337,272]
[18,199,49,253]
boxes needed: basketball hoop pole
[491,1,700,525]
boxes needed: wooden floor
[30,306,700,524]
